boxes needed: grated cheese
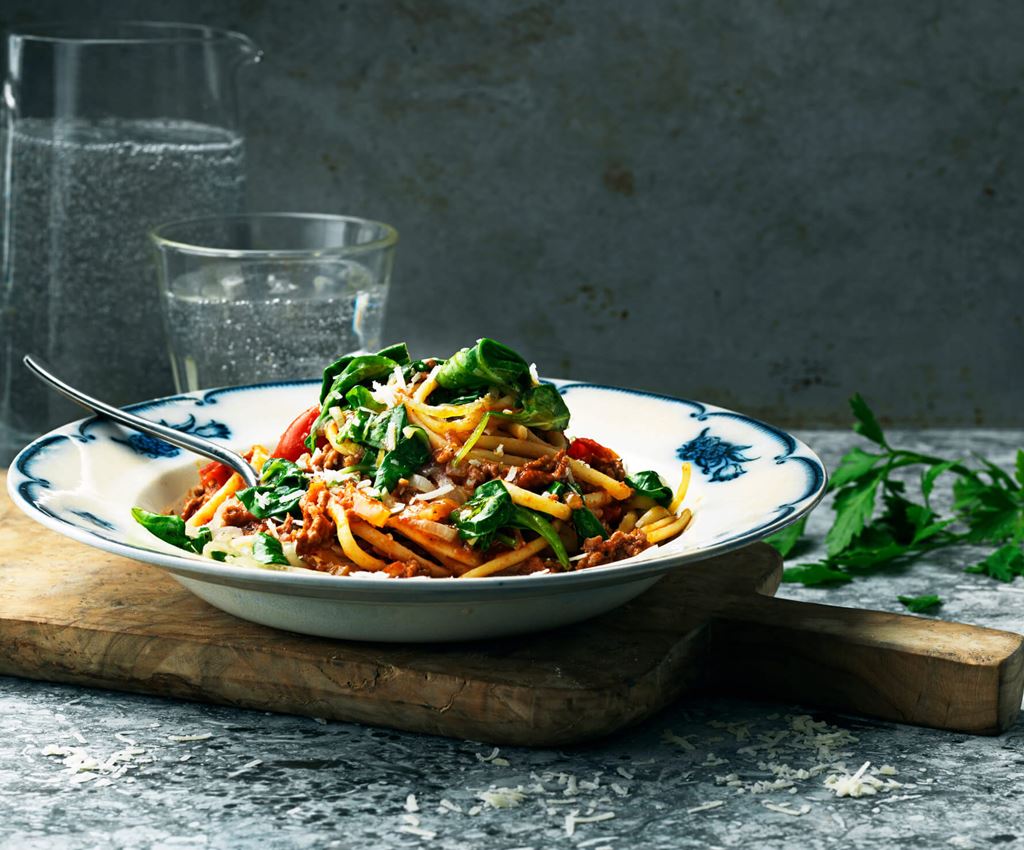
[398,825,436,840]
[687,801,726,814]
[478,787,526,809]
[762,801,811,817]
[661,730,696,750]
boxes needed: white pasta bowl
[7,379,827,642]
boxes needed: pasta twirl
[132,339,693,579]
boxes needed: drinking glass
[0,21,260,463]
[150,213,398,391]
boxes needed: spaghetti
[132,339,693,578]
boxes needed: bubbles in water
[0,118,245,461]
[163,258,387,391]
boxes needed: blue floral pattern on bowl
[111,414,231,459]
[6,378,828,642]
[677,427,756,482]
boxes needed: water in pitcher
[0,118,245,461]
[162,259,386,391]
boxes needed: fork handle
[22,355,260,488]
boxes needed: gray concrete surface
[1,429,1023,849]
[1,1,1020,427]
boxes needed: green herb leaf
[237,457,308,519]
[825,473,881,556]
[493,384,570,431]
[958,486,1021,544]
[774,392,1022,593]
[849,393,887,448]
[921,460,959,502]
[338,409,371,444]
[451,479,513,549]
[966,543,1024,582]
[375,343,411,366]
[830,447,884,489]
[345,385,385,413]
[130,508,209,555]
[781,562,852,586]
[318,345,407,405]
[765,516,807,558]
[373,427,432,494]
[624,470,673,507]
[252,533,290,566]
[435,338,530,394]
[548,481,607,541]
[897,594,943,614]
[509,505,570,570]
[363,406,407,451]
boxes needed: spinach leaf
[625,470,672,507]
[252,533,290,566]
[509,505,570,570]
[373,427,432,493]
[323,355,398,408]
[131,507,210,555]
[435,338,530,393]
[309,350,404,450]
[375,342,411,365]
[364,406,407,451]
[338,409,371,444]
[451,479,513,549]
[493,383,570,431]
[451,481,571,568]
[345,385,385,413]
[402,358,435,382]
[547,481,607,541]
[318,344,409,405]
[237,457,308,519]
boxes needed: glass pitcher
[0,22,260,463]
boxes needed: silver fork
[23,354,260,488]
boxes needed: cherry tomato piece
[198,460,232,490]
[273,405,321,462]
[567,437,619,464]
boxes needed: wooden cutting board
[1,476,1021,745]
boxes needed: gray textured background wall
[4,0,1021,426]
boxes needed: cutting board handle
[708,594,1024,734]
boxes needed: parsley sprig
[770,394,1024,589]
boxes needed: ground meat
[512,450,570,490]
[432,438,461,465]
[589,455,626,481]
[502,555,549,576]
[179,485,206,520]
[320,447,364,470]
[219,499,258,529]
[383,559,434,578]
[444,459,505,491]
[301,545,350,574]
[575,528,651,570]
[295,486,335,556]
[598,502,627,529]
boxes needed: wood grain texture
[2,476,1022,744]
